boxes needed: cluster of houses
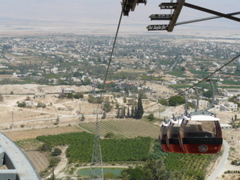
[190,94,239,112]
[191,98,238,112]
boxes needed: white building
[62,88,75,94]
[216,97,229,106]
[236,96,240,103]
[225,102,238,112]
[192,100,209,109]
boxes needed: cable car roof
[162,121,170,126]
[183,115,220,121]
[170,118,183,124]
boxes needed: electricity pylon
[89,114,103,180]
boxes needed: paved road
[207,140,229,180]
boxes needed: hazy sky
[0,0,239,34]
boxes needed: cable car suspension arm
[176,11,240,26]
[184,3,240,22]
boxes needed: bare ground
[3,126,83,141]
[0,84,239,179]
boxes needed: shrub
[73,92,83,99]
[40,143,52,152]
[168,95,185,106]
[147,113,155,121]
[51,148,62,156]
[67,93,73,99]
[37,102,46,108]
[0,93,4,102]
[102,112,106,119]
[104,132,115,139]
[80,114,85,121]
[158,99,168,106]
[18,102,26,107]
[49,157,60,167]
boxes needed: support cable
[144,54,240,111]
[102,3,124,90]
[89,3,125,179]
[180,54,240,95]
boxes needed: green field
[35,123,217,180]
[15,119,219,180]
[79,119,160,138]
[36,132,152,163]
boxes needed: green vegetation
[88,95,103,104]
[108,71,141,80]
[221,80,240,85]
[19,124,219,180]
[164,152,217,180]
[58,92,84,99]
[203,89,213,98]
[170,83,214,90]
[158,98,169,106]
[15,138,43,150]
[49,157,60,167]
[101,137,151,162]
[134,94,144,119]
[37,102,46,108]
[190,70,210,78]
[167,71,186,77]
[51,148,62,156]
[102,101,113,112]
[231,159,240,166]
[169,95,185,106]
[39,143,52,152]
[18,102,26,107]
[224,170,240,174]
[104,132,115,139]
[78,119,159,138]
[73,92,84,99]
[218,85,240,89]
[140,75,162,81]
[36,132,152,163]
[147,113,155,121]
[229,95,240,107]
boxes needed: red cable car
[159,120,172,152]
[179,114,222,154]
[166,118,185,153]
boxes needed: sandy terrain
[0,84,239,179]
[25,151,49,173]
[145,81,176,99]
[3,126,83,141]
[0,84,92,95]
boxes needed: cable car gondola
[166,118,185,153]
[179,114,222,154]
[159,120,172,152]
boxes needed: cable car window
[183,120,217,138]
